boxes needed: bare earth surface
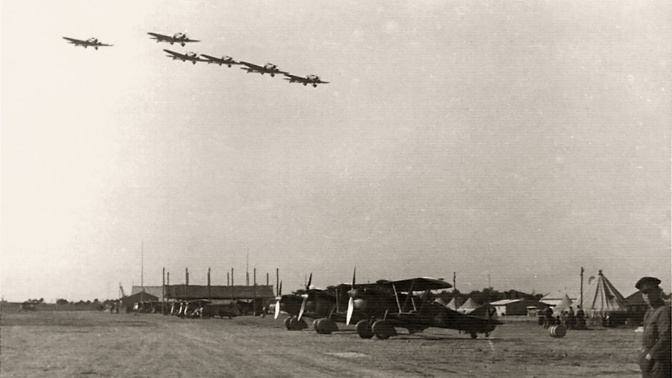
[1,310,642,377]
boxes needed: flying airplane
[62,37,113,50]
[147,32,200,46]
[200,54,242,67]
[163,49,208,64]
[239,62,288,77]
[283,73,329,87]
[343,272,501,339]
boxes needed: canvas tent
[457,298,479,314]
[552,294,573,316]
[446,297,464,311]
[585,270,627,317]
[540,290,578,308]
[491,299,545,316]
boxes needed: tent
[552,294,573,316]
[446,297,464,311]
[540,290,578,308]
[457,298,479,314]
[585,270,628,317]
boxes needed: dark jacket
[642,303,671,361]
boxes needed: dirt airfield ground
[1,308,643,377]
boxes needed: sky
[1,1,670,302]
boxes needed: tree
[56,298,68,305]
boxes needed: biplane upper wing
[376,277,452,292]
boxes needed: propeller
[273,281,282,320]
[346,267,356,325]
[297,273,312,321]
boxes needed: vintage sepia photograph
[1,1,670,376]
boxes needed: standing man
[543,305,553,328]
[576,305,585,329]
[636,276,671,378]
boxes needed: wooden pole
[162,267,165,315]
[253,268,257,315]
[580,267,584,309]
[185,268,189,300]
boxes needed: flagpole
[580,267,584,309]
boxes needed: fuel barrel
[549,325,567,338]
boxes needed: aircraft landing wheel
[312,319,321,333]
[316,318,338,334]
[356,319,374,339]
[470,332,478,339]
[284,317,293,330]
[372,320,397,340]
[288,317,307,331]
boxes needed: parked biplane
[343,272,501,339]
[274,274,358,333]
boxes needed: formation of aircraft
[147,32,200,46]
[163,49,208,64]
[63,31,330,88]
[276,270,502,339]
[62,37,113,50]
[283,74,329,87]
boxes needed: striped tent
[585,270,627,316]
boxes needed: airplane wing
[147,32,170,41]
[283,73,307,82]
[283,73,305,80]
[200,54,240,65]
[63,37,85,45]
[240,61,264,71]
[377,277,452,292]
[96,42,113,47]
[163,49,186,59]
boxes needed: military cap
[635,277,661,291]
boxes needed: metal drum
[549,325,567,338]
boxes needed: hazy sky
[2,1,670,302]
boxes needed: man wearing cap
[636,276,671,378]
